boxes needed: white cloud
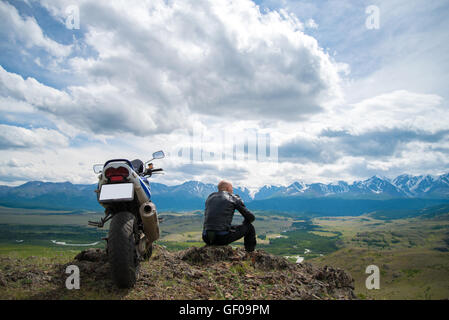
[306,18,318,29]
[328,90,446,134]
[1,0,348,139]
[274,89,449,183]
[0,96,34,113]
[0,0,448,187]
[41,0,345,122]
[0,1,71,57]
[0,124,69,149]
[0,65,184,136]
[0,65,70,109]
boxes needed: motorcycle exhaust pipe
[139,201,160,243]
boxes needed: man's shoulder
[206,191,225,202]
[232,193,242,200]
[207,191,237,202]
[207,191,220,198]
[228,193,244,205]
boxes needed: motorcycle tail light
[105,166,129,182]
[110,175,125,182]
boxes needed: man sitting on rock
[202,180,257,252]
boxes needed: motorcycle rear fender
[97,162,151,208]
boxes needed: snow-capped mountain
[393,174,434,196]
[306,181,350,197]
[155,181,253,202]
[253,181,310,199]
[286,181,308,195]
[349,175,404,197]
[255,173,449,199]
[0,173,448,212]
[391,174,449,198]
[253,185,286,200]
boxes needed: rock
[314,265,354,289]
[251,250,292,271]
[0,245,355,300]
[174,246,355,299]
[0,273,6,286]
[177,245,238,264]
[75,248,107,262]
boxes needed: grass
[311,247,449,299]
[0,243,83,259]
[1,206,449,299]
[310,213,449,299]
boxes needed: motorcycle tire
[108,211,138,288]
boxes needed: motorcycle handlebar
[142,168,164,177]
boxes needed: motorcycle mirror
[93,164,103,174]
[152,150,165,160]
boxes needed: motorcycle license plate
[99,183,134,202]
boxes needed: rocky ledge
[0,245,355,300]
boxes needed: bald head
[218,180,233,193]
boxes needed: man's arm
[233,194,255,223]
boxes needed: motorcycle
[89,150,165,288]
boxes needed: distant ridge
[0,173,448,213]
[252,173,449,200]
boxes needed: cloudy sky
[1,0,448,188]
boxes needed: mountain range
[0,173,448,215]
[252,173,449,200]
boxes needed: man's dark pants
[202,222,257,252]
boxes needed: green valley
[1,205,448,299]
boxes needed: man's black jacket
[203,191,255,232]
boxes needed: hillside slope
[0,245,355,300]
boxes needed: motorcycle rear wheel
[108,211,138,288]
